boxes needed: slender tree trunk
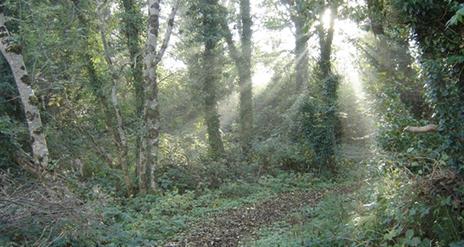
[292,10,309,90]
[238,0,253,157]
[73,0,135,193]
[0,9,49,174]
[203,36,225,158]
[319,6,336,78]
[97,1,133,194]
[120,0,144,182]
[221,0,253,157]
[72,0,119,168]
[141,0,178,193]
[139,0,161,194]
[317,3,337,170]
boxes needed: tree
[97,0,133,193]
[0,4,49,174]
[72,0,132,192]
[365,0,428,119]
[387,0,464,167]
[120,0,145,179]
[283,0,314,89]
[315,1,338,170]
[221,0,253,157]
[140,0,179,193]
[184,0,226,158]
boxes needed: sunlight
[252,63,274,92]
[333,18,376,145]
[321,8,332,29]
[333,19,367,101]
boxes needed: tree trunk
[141,0,178,193]
[319,5,336,78]
[120,0,144,182]
[203,36,225,158]
[292,8,309,90]
[238,0,253,157]
[0,10,49,174]
[221,0,253,158]
[72,0,119,168]
[97,0,133,194]
[73,0,134,193]
[317,4,337,170]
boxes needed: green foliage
[447,4,464,27]
[3,0,464,245]
[388,0,464,168]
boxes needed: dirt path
[166,63,375,247]
[165,190,326,247]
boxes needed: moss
[26,111,36,121]
[33,126,44,135]
[21,74,31,85]
[0,26,7,38]
[5,44,23,54]
[28,96,40,106]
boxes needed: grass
[74,171,328,246]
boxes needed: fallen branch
[404,124,438,133]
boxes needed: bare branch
[154,0,180,66]
[220,17,242,68]
[404,124,438,133]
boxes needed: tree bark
[141,0,178,193]
[0,9,49,174]
[319,5,336,78]
[287,0,310,90]
[97,0,133,194]
[72,0,135,193]
[203,25,225,158]
[293,14,309,90]
[72,0,119,169]
[221,0,253,157]
[317,3,337,170]
[404,124,438,133]
[120,0,144,186]
[238,0,253,157]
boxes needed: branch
[404,124,438,133]
[220,17,242,68]
[154,0,179,66]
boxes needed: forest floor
[166,83,376,247]
[166,181,362,247]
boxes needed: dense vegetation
[1,0,463,246]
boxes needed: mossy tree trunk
[0,7,49,174]
[201,0,225,158]
[72,0,134,192]
[141,0,178,194]
[221,0,253,158]
[120,0,144,182]
[316,2,337,170]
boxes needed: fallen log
[404,124,438,133]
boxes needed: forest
[1,0,464,246]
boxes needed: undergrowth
[247,154,464,247]
[0,171,326,246]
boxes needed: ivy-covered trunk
[0,8,49,173]
[203,45,225,158]
[316,3,337,170]
[392,0,464,168]
[120,0,144,181]
[201,0,225,158]
[221,0,253,158]
[97,0,133,194]
[238,0,253,158]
